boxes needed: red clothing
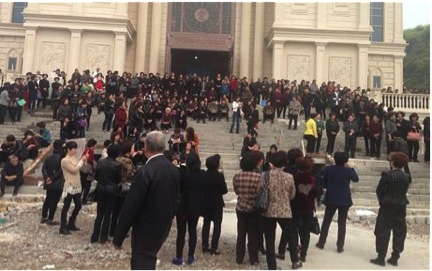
[161,113,172,124]
[369,121,384,139]
[82,148,95,165]
[230,79,238,92]
[95,80,104,91]
[290,172,317,213]
[114,107,127,129]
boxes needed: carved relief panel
[287,55,310,81]
[41,42,66,72]
[329,57,351,87]
[85,44,111,70]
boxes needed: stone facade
[0,2,406,90]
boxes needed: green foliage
[403,24,430,91]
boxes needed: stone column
[394,56,403,91]
[272,41,284,79]
[393,3,404,43]
[357,45,369,88]
[135,2,149,73]
[316,3,327,29]
[240,2,251,79]
[113,32,127,72]
[22,27,37,74]
[358,3,371,31]
[68,29,82,74]
[315,42,326,84]
[149,2,163,73]
[253,2,264,80]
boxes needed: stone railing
[368,90,430,115]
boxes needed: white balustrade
[367,90,430,115]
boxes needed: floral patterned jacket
[262,168,296,218]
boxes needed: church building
[0,2,406,89]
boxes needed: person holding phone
[59,141,88,235]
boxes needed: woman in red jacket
[114,101,128,135]
[290,156,317,263]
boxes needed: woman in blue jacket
[316,152,359,253]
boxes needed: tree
[403,24,430,92]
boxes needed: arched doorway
[166,2,235,77]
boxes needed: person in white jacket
[59,141,88,235]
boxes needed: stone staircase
[193,116,430,225]
[1,108,430,225]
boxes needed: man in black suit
[113,131,180,270]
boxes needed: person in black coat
[41,139,65,225]
[247,103,259,137]
[201,154,228,255]
[91,144,122,244]
[0,155,24,197]
[370,152,410,267]
[172,152,204,265]
[113,131,180,270]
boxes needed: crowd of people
[0,68,425,270]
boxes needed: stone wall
[0,36,25,77]
[368,54,395,89]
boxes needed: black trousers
[288,114,298,129]
[202,207,223,250]
[407,140,420,160]
[175,215,199,258]
[42,189,62,221]
[0,104,8,124]
[326,133,337,154]
[363,135,370,155]
[315,133,323,153]
[80,173,92,204]
[236,211,259,264]
[91,191,117,242]
[16,106,22,122]
[344,137,357,158]
[374,204,407,260]
[263,217,299,270]
[0,177,23,194]
[425,141,430,162]
[304,135,316,154]
[370,137,382,158]
[247,122,258,137]
[110,195,125,237]
[293,211,313,258]
[318,205,349,250]
[61,193,82,227]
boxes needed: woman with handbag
[80,139,97,205]
[109,141,137,237]
[262,151,302,270]
[407,113,422,162]
[291,156,317,263]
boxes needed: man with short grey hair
[113,131,180,270]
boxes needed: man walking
[113,131,180,270]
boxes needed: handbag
[254,171,270,213]
[407,129,421,141]
[310,215,321,235]
[80,162,93,175]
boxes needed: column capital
[315,42,327,47]
[25,26,38,32]
[69,28,83,34]
[113,31,128,37]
